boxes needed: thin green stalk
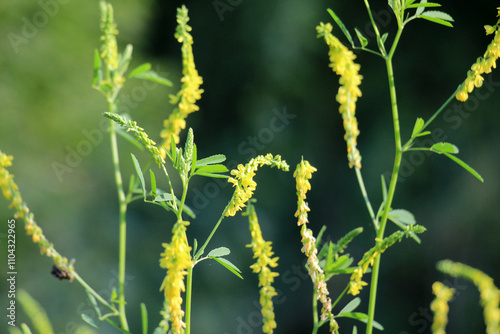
[72,271,117,313]
[109,112,129,331]
[363,0,387,56]
[366,46,403,334]
[185,251,194,334]
[194,203,230,260]
[355,167,377,229]
[312,289,319,334]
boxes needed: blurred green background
[1,0,499,333]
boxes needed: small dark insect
[51,265,70,280]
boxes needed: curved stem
[109,110,129,331]
[72,271,117,313]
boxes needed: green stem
[194,203,230,260]
[109,115,129,331]
[312,289,319,334]
[355,167,377,229]
[185,252,194,334]
[72,271,117,313]
[366,46,403,334]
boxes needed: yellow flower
[0,151,73,279]
[293,159,338,333]
[430,282,455,334]
[159,220,193,334]
[456,9,500,101]
[226,154,289,217]
[317,22,363,169]
[245,204,279,333]
[160,5,204,157]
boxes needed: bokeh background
[1,0,499,333]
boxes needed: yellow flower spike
[159,220,193,334]
[245,204,279,334]
[0,151,74,280]
[430,282,455,334]
[437,260,500,334]
[226,154,289,217]
[293,159,338,333]
[160,5,204,157]
[317,22,363,169]
[456,8,500,101]
[99,1,119,71]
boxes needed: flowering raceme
[0,151,73,278]
[160,5,204,157]
[456,8,500,101]
[317,22,363,169]
[159,220,193,334]
[226,154,289,217]
[293,159,338,334]
[430,282,455,334]
[245,205,279,333]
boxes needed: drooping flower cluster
[293,159,338,334]
[0,151,74,279]
[245,204,279,333]
[348,225,426,296]
[456,8,500,101]
[437,260,500,334]
[226,154,289,217]
[160,5,204,157]
[430,282,455,334]
[159,220,194,334]
[317,22,363,169]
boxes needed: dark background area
[1,0,499,333]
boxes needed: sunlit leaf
[388,209,416,225]
[131,154,146,198]
[196,154,226,166]
[411,117,425,138]
[209,257,243,279]
[443,152,484,182]
[129,63,151,78]
[431,142,459,154]
[327,8,355,46]
[208,247,231,257]
[355,28,368,47]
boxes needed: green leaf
[133,70,173,87]
[195,173,230,179]
[150,170,157,197]
[81,314,98,329]
[408,2,441,9]
[419,11,454,27]
[128,63,151,78]
[105,318,133,334]
[415,131,431,138]
[193,238,198,255]
[352,326,358,334]
[339,298,361,314]
[20,324,33,334]
[152,328,164,334]
[85,289,102,318]
[388,209,416,225]
[140,303,148,334]
[131,154,146,198]
[381,175,388,203]
[411,117,425,138]
[209,257,243,279]
[354,28,368,47]
[190,143,198,176]
[430,142,459,154]
[327,8,355,46]
[315,225,327,249]
[195,164,228,174]
[336,312,384,331]
[181,202,196,219]
[208,247,231,257]
[196,154,226,167]
[415,0,427,16]
[326,254,353,272]
[155,193,174,202]
[443,152,484,182]
[381,32,389,45]
[92,49,101,87]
